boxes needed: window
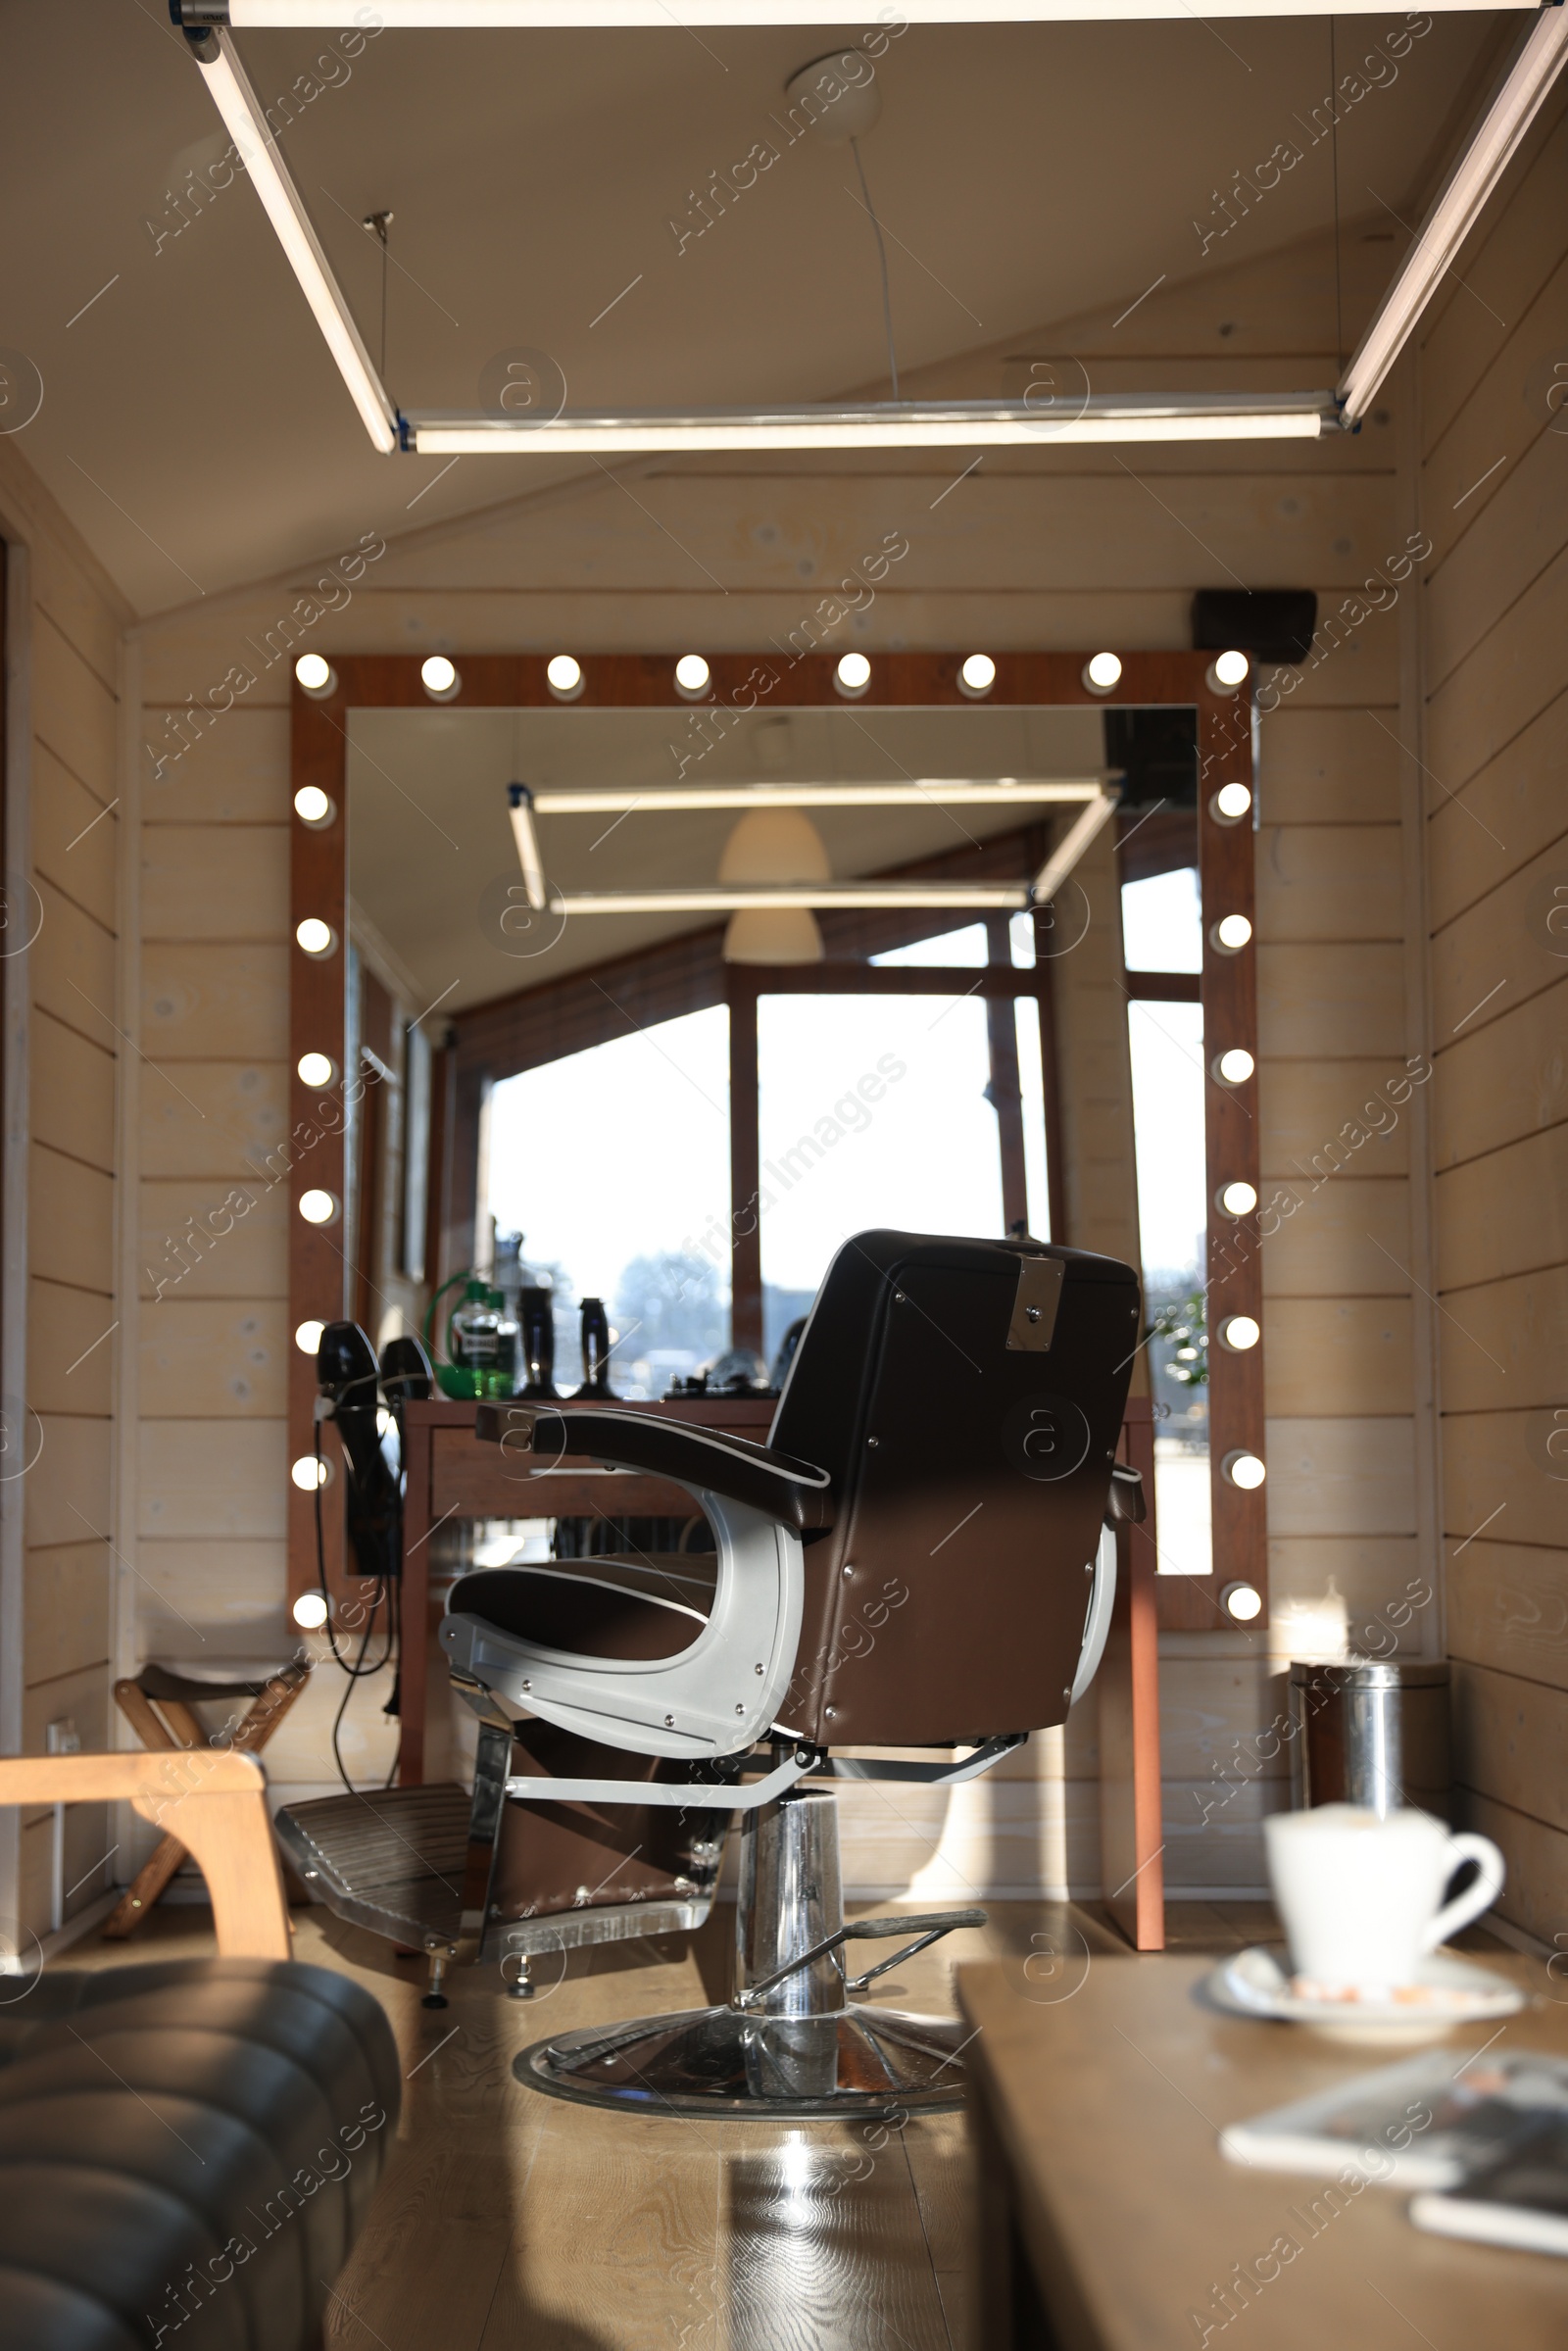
[485,1005,731,1396]
[1123,866,1210,1576]
[757,990,1004,1357]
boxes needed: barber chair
[279,1230,1142,2117]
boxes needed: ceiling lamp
[718,809,829,966]
[529,777,1107,813]
[173,5,1527,26]
[510,782,1118,917]
[180,25,397,452]
[180,6,1561,461]
[404,396,1331,456]
[562,881,1033,913]
[1339,8,1568,420]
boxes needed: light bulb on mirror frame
[294,1319,326,1355]
[1215,1048,1255,1085]
[297,1051,337,1089]
[1219,1180,1258,1217]
[1221,1580,1264,1622]
[1083,652,1122,694]
[294,785,334,826]
[292,1591,330,1629]
[1211,782,1252,823]
[420,655,460,698]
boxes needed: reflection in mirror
[344,702,1103,1396]
[1122,858,1211,1580]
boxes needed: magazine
[1411,2117,1568,2257]
[1219,2048,1568,2190]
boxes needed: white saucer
[1207,1946,1525,2036]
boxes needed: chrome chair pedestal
[515,1786,982,2119]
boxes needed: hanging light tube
[179,25,1332,456]
[184,26,398,452]
[1339,7,1568,421]
[172,4,1534,27]
[554,882,1034,915]
[528,777,1110,814]
[1031,790,1118,902]
[405,396,1332,456]
[508,783,549,910]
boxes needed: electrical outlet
[45,1717,81,1757]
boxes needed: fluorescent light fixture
[1031,792,1117,903]
[529,778,1108,814]
[1340,9,1568,420]
[557,883,1033,914]
[177,4,1533,26]
[542,783,1116,917]
[186,29,398,453]
[508,783,549,911]
[404,395,1332,456]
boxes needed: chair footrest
[274,1785,470,1951]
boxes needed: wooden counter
[959,1949,1568,2348]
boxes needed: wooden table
[958,1950,1568,2349]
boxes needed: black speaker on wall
[1192,588,1318,666]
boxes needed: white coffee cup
[1263,1804,1505,1992]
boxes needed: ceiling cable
[850,135,900,404]
[1329,21,1343,372]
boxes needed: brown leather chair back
[768,1232,1140,1747]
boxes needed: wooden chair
[104,1661,309,1937]
[0,1747,292,1958]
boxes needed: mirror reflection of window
[485,1005,731,1398]
[758,983,1006,1358]
[1122,866,1211,1578]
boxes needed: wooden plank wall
[1416,86,1568,1946]
[126,222,1427,1895]
[0,439,131,1941]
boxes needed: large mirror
[289,652,1262,1758]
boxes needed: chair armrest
[0,1750,292,1960]
[476,1403,835,1532]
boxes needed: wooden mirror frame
[289,652,1262,1638]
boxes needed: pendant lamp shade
[718,809,829,965]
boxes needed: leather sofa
[0,1751,401,2350]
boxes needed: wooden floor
[70,1895,1282,2350]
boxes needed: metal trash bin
[1288,1660,1451,1821]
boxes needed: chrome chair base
[516,1779,984,2119]
[516,2000,971,2118]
